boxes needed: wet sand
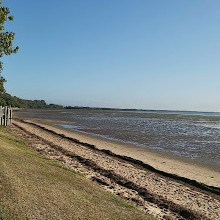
[24,118,220,188]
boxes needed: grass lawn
[0,126,154,220]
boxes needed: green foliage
[0,75,6,93]
[0,1,19,73]
[0,1,19,99]
[0,92,64,108]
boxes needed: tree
[0,75,6,93]
[0,0,19,96]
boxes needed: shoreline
[57,122,220,170]
[12,117,220,219]
[21,117,220,188]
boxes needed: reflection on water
[16,109,220,166]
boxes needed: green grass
[0,127,154,220]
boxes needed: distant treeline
[0,93,139,110]
[0,93,63,109]
[0,93,148,111]
[0,93,123,109]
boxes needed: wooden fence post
[0,106,12,126]
[0,106,2,125]
[9,107,12,125]
[4,106,7,126]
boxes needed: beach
[22,118,220,188]
[15,109,220,168]
[14,109,220,187]
[11,113,220,219]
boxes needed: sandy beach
[10,116,220,219]
[23,118,220,188]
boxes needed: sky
[2,0,220,111]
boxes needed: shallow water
[16,109,220,167]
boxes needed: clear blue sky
[2,0,220,111]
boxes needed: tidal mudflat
[16,109,220,168]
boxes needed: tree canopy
[0,91,64,108]
[0,0,19,94]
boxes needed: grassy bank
[0,126,153,220]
